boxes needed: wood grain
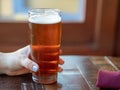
[0,55,119,90]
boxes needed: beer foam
[29,14,61,24]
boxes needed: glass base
[32,74,57,84]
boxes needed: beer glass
[28,8,62,84]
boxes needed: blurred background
[0,0,120,56]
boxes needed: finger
[6,68,30,76]
[59,49,62,54]
[57,67,63,72]
[58,58,64,65]
[20,58,39,72]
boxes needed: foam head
[29,9,61,24]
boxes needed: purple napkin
[96,70,120,89]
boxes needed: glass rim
[28,8,61,14]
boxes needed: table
[0,55,120,90]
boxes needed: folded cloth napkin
[96,70,120,89]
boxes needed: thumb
[21,58,39,72]
[16,45,30,57]
[15,45,39,72]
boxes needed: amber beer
[28,9,62,84]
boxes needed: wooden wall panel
[0,0,119,56]
[0,22,29,52]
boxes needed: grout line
[76,65,96,90]
[104,56,119,71]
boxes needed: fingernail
[32,65,38,72]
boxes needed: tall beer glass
[28,8,62,84]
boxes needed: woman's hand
[0,45,64,76]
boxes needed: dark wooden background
[0,0,120,56]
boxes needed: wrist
[0,52,20,75]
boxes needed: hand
[0,45,64,76]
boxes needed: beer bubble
[29,14,61,24]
